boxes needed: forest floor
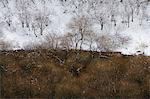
[0,49,150,98]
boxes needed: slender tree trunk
[89,41,92,51]
[6,20,11,27]
[131,9,134,22]
[1,1,6,7]
[114,20,116,26]
[40,27,43,35]
[127,16,130,27]
[33,28,37,37]
[75,40,79,49]
[22,21,24,28]
[101,22,103,30]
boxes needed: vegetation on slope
[0,49,150,98]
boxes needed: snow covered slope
[0,0,150,55]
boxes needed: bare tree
[84,31,97,51]
[68,15,93,50]
[59,32,74,51]
[44,32,59,49]
[96,33,113,52]
[16,0,32,28]
[0,0,9,7]
[96,33,130,52]
[33,8,51,35]
[16,0,51,36]
[61,0,89,15]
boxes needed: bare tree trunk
[6,20,11,27]
[1,1,6,7]
[31,0,35,4]
[40,27,43,35]
[101,22,103,30]
[114,20,116,26]
[80,38,83,50]
[75,42,78,49]
[40,22,43,35]
[89,41,93,51]
[22,21,24,28]
[33,28,37,37]
[75,39,80,49]
[127,16,130,28]
[131,9,134,22]
[25,16,29,28]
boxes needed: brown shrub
[0,50,150,98]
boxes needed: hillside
[0,50,150,98]
[0,0,150,55]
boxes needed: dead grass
[0,49,150,98]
